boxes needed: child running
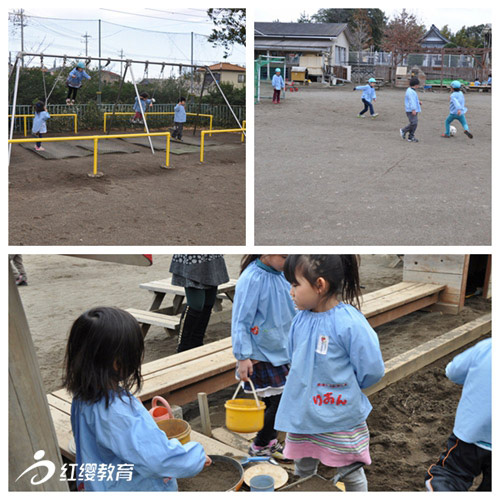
[231,255,296,458]
[66,62,91,105]
[353,78,378,118]
[64,307,210,491]
[32,101,50,152]
[172,97,187,141]
[131,92,154,124]
[400,77,422,143]
[441,80,473,139]
[275,255,385,491]
[272,68,285,104]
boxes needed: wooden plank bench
[127,278,237,337]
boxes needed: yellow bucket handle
[231,379,263,408]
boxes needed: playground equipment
[8,113,78,136]
[200,127,245,163]
[8,131,171,177]
[9,52,245,168]
[254,55,286,103]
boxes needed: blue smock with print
[272,74,285,90]
[449,91,468,115]
[355,84,376,102]
[405,87,421,112]
[71,391,206,491]
[446,337,491,446]
[133,97,153,113]
[174,103,187,123]
[32,111,50,134]
[231,259,296,366]
[275,303,385,434]
[66,67,91,88]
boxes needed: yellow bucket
[157,418,191,444]
[225,380,266,433]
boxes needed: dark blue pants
[425,433,491,491]
[359,98,374,115]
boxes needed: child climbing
[32,101,50,152]
[66,62,91,105]
[172,97,187,141]
[353,78,378,118]
[400,77,422,143]
[272,68,285,104]
[231,255,296,459]
[275,255,385,491]
[441,80,473,139]
[425,338,491,491]
[131,92,154,124]
[63,306,211,491]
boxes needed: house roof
[255,22,349,38]
[206,62,246,72]
[255,39,333,52]
[420,24,450,46]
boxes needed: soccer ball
[449,125,457,136]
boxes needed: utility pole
[98,19,102,105]
[81,32,91,56]
[119,49,124,76]
[9,9,27,67]
[190,31,194,97]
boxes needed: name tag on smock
[316,334,329,355]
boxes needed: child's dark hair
[140,92,149,99]
[63,307,144,407]
[240,255,261,274]
[34,101,45,114]
[409,77,420,87]
[284,255,362,308]
[178,96,186,103]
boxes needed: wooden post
[9,265,68,491]
[197,392,212,437]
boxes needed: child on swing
[64,306,211,491]
[275,255,385,491]
[32,101,50,152]
[131,92,154,124]
[66,62,91,105]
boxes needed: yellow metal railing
[8,113,78,136]
[8,132,171,177]
[242,120,246,142]
[200,128,246,163]
[103,111,213,135]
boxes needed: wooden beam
[364,313,491,397]
[197,392,212,437]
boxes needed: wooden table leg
[141,292,166,337]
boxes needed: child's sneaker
[15,275,28,286]
[65,98,71,105]
[35,146,45,151]
[464,130,473,139]
[357,114,365,118]
[71,99,75,105]
[400,128,406,140]
[249,439,285,460]
[441,133,450,138]
[371,113,379,118]
[407,137,419,143]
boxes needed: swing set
[9,51,245,168]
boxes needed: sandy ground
[13,254,491,491]
[9,129,245,246]
[255,86,491,245]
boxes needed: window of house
[238,74,245,83]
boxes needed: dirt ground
[14,254,491,491]
[9,129,245,246]
[255,86,491,245]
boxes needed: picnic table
[127,278,237,337]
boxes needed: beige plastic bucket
[225,379,266,433]
[157,418,191,444]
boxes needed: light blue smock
[66,67,91,88]
[32,111,50,134]
[272,74,285,90]
[275,303,385,434]
[231,259,296,366]
[133,97,153,113]
[446,337,491,446]
[355,84,376,102]
[71,391,206,491]
[174,104,187,123]
[404,87,421,112]
[449,91,468,115]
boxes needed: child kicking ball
[441,80,473,139]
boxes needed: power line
[100,8,210,25]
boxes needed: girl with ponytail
[275,255,385,491]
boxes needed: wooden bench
[127,278,237,337]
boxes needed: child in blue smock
[353,78,378,118]
[63,307,210,491]
[32,101,50,151]
[275,255,385,491]
[441,80,473,139]
[231,255,296,458]
[131,92,154,124]
[66,62,91,105]
[400,77,422,142]
[272,68,285,104]
[172,97,187,140]
[425,337,491,491]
